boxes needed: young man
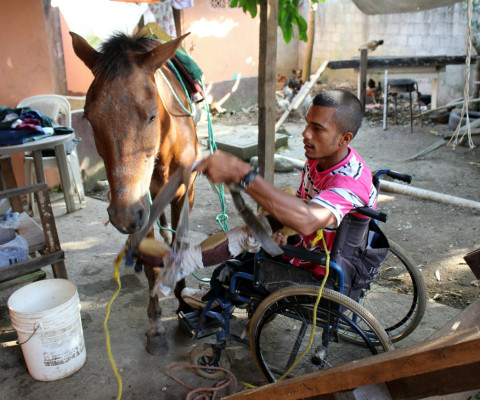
[139,89,377,306]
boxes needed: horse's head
[70,32,188,234]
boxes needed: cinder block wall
[294,1,469,105]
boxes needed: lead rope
[276,230,330,382]
[104,250,124,400]
[240,231,330,389]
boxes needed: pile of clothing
[0,106,73,146]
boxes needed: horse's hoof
[146,335,168,355]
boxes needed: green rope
[158,62,229,232]
[147,191,176,234]
[192,273,210,283]
[158,61,194,117]
[198,76,229,232]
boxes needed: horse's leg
[158,212,172,244]
[144,263,168,354]
[169,193,196,314]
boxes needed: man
[140,89,377,306]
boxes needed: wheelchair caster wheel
[189,343,231,379]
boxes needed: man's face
[302,105,342,163]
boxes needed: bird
[367,79,383,105]
[287,69,303,98]
[359,39,384,52]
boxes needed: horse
[70,31,201,354]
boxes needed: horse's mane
[95,33,158,81]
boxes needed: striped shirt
[296,146,377,251]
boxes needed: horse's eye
[147,115,157,126]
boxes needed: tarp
[351,0,462,15]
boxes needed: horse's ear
[70,32,100,72]
[141,33,191,73]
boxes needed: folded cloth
[0,127,54,146]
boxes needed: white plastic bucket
[7,279,86,381]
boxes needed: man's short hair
[312,90,363,136]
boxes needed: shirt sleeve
[310,178,369,228]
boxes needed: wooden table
[328,55,477,111]
[0,133,77,213]
[0,134,70,281]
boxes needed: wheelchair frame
[179,169,426,381]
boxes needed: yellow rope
[104,250,124,400]
[277,230,330,382]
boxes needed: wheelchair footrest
[178,310,221,339]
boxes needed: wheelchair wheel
[249,286,393,383]
[189,343,231,380]
[355,240,427,343]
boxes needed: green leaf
[230,0,320,43]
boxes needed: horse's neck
[154,67,201,127]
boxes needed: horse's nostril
[137,208,144,222]
[136,207,147,229]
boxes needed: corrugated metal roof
[351,0,462,15]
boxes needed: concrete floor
[0,189,465,399]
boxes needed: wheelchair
[178,170,426,383]
[179,246,393,382]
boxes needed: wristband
[239,167,259,190]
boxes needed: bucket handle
[17,322,41,346]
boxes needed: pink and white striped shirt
[296,146,377,251]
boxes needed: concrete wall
[295,0,469,105]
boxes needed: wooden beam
[257,0,277,184]
[275,61,329,132]
[0,251,64,282]
[225,322,480,400]
[328,55,478,70]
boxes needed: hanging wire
[450,0,475,148]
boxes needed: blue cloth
[0,127,54,146]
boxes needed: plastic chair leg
[67,150,85,206]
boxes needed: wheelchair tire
[249,286,393,383]
[353,240,427,343]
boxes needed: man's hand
[195,151,251,185]
[272,231,288,246]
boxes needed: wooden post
[257,0,277,185]
[301,2,316,83]
[0,155,23,212]
[359,47,368,111]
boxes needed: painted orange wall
[60,2,261,96]
[0,0,58,187]
[60,12,94,95]
[0,0,55,106]
[182,3,259,84]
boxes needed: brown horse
[70,32,201,354]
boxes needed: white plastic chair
[16,94,85,215]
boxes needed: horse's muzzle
[107,201,150,234]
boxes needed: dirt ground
[89,107,480,310]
